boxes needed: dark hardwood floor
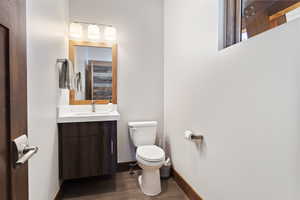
[61,170,189,200]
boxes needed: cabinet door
[101,121,117,174]
[106,121,117,173]
[60,137,80,180]
[80,122,112,176]
[78,134,105,178]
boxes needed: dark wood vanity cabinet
[58,121,117,180]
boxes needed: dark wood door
[0,20,10,200]
[0,0,28,200]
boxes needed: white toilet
[128,121,165,196]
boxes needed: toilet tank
[128,121,158,147]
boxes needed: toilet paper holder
[191,135,204,140]
[184,130,204,142]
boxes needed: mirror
[69,40,117,104]
[221,0,300,49]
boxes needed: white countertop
[57,104,120,123]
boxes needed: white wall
[27,0,68,199]
[70,0,164,162]
[164,0,300,200]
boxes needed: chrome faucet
[92,100,96,112]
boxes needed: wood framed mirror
[69,40,117,104]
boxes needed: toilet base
[138,169,161,196]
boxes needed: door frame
[0,0,28,200]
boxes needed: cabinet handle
[111,140,114,155]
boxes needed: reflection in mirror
[221,0,300,49]
[69,41,117,105]
[75,46,112,101]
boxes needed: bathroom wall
[27,0,69,199]
[164,0,300,200]
[70,0,164,162]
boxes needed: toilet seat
[137,145,165,162]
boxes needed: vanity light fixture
[69,22,83,38]
[69,21,117,43]
[88,24,100,40]
[104,26,117,42]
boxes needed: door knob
[12,135,39,167]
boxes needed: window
[221,0,300,49]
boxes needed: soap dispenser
[107,96,113,112]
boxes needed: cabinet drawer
[58,123,80,138]
[79,122,101,137]
[59,122,112,138]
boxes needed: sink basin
[74,111,110,116]
[57,105,120,123]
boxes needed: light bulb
[88,24,100,40]
[104,26,117,42]
[69,23,82,38]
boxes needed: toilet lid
[137,145,165,162]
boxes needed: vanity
[57,39,120,180]
[57,105,120,180]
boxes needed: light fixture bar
[71,21,114,28]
